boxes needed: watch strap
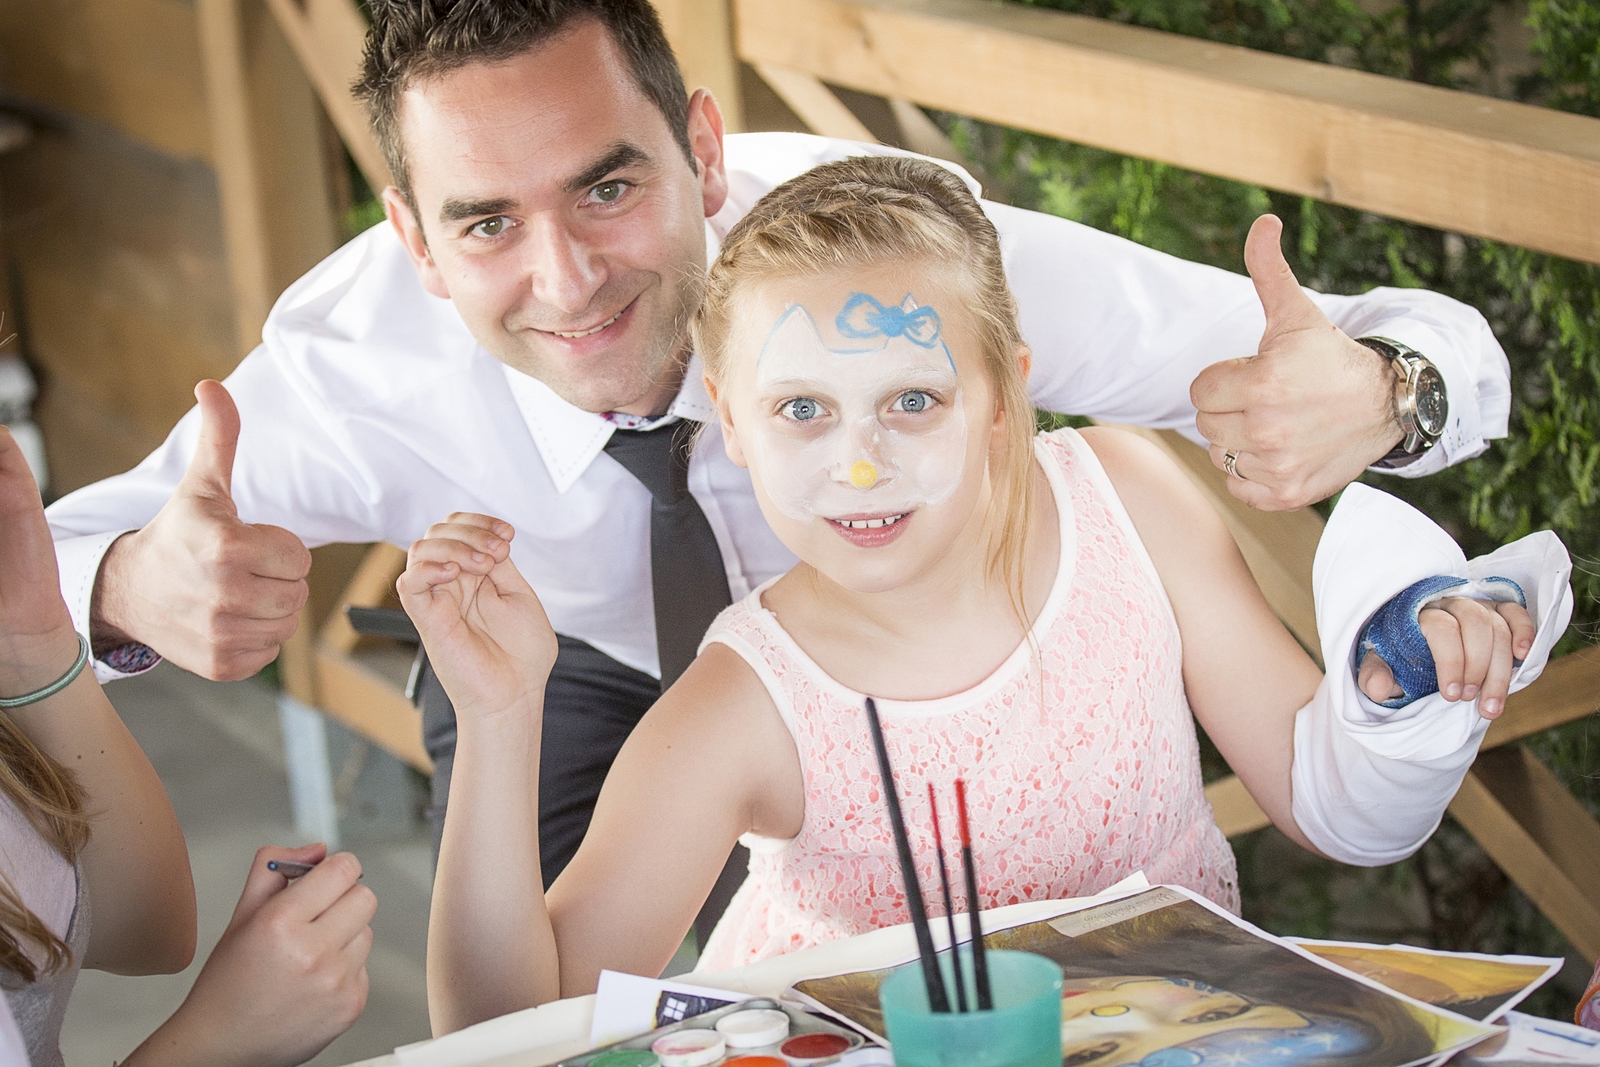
[1358,336,1443,469]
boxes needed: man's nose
[525,216,606,314]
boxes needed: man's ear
[990,344,1034,452]
[687,89,730,220]
[383,187,451,300]
[703,373,749,468]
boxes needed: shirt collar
[500,219,723,493]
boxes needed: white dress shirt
[47,132,1511,683]
[1292,484,1570,865]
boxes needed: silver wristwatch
[1358,336,1448,470]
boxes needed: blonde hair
[0,713,89,985]
[694,154,1035,613]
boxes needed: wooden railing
[198,0,1600,962]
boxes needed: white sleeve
[988,201,1510,476]
[46,343,385,681]
[1289,484,1573,865]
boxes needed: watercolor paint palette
[559,996,878,1067]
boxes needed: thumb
[1244,214,1327,336]
[180,379,240,501]
[1357,649,1403,704]
[228,843,329,930]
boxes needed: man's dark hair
[354,0,693,210]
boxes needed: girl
[402,155,1549,1034]
[0,416,375,1067]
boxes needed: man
[47,0,1507,946]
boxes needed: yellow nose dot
[849,460,878,489]
[1090,1005,1130,1018]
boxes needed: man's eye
[469,216,510,238]
[781,397,823,422]
[591,181,627,204]
[892,390,933,413]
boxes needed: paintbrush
[954,777,992,1010]
[928,782,969,1012]
[864,697,950,1013]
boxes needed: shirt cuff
[53,530,163,682]
[1361,321,1487,479]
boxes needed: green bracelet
[0,633,90,710]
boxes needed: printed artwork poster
[791,886,1497,1067]
[1290,939,1563,1022]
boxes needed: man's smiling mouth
[545,308,625,339]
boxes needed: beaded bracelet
[0,633,90,710]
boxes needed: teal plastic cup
[880,949,1063,1067]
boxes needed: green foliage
[971,0,1599,999]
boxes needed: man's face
[385,20,728,415]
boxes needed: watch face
[1415,366,1447,435]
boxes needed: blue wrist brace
[1358,575,1526,709]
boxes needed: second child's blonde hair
[694,154,1036,617]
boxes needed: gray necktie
[603,420,733,689]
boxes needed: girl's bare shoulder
[1073,426,1237,575]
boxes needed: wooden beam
[1486,645,1600,749]
[735,0,1600,265]
[1450,746,1600,963]
[751,64,875,142]
[317,542,409,656]
[313,646,432,772]
[264,0,392,191]
[655,0,746,132]
[1206,774,1272,838]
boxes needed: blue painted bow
[836,292,943,347]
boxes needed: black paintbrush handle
[864,698,950,1013]
[961,844,992,1010]
[933,839,969,1012]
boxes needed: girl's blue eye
[782,398,822,421]
[894,390,932,413]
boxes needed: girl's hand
[397,513,559,722]
[0,426,80,697]
[1359,597,1536,719]
[127,845,374,1067]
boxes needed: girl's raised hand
[1358,596,1537,719]
[397,512,559,722]
[0,426,79,699]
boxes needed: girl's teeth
[842,514,904,529]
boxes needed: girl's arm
[400,514,799,1035]
[1079,427,1532,853]
[0,428,196,975]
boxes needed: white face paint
[747,292,968,523]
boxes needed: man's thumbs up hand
[92,381,313,680]
[1190,214,1405,510]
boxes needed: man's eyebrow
[438,196,518,225]
[564,143,654,194]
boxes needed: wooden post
[196,0,341,704]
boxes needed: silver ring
[1223,449,1245,480]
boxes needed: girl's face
[712,263,1004,594]
[1057,977,1310,1067]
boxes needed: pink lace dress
[697,428,1239,971]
